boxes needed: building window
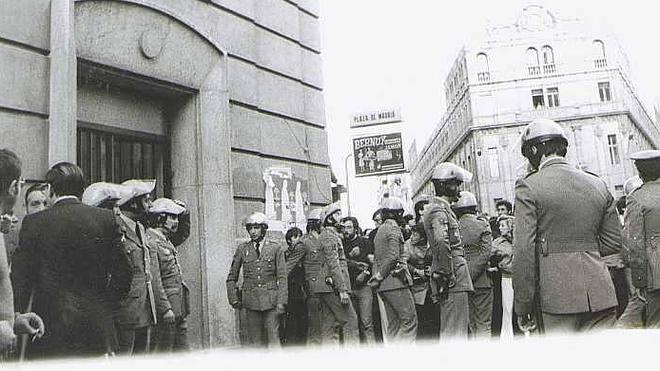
[477,53,490,82]
[542,45,556,74]
[546,87,560,107]
[77,126,170,196]
[607,134,620,165]
[593,40,607,68]
[488,148,500,178]
[598,82,611,102]
[526,47,540,75]
[532,89,545,108]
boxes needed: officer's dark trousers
[282,298,307,346]
[379,289,417,343]
[117,326,151,354]
[468,288,493,338]
[438,291,469,340]
[308,293,359,345]
[155,317,189,352]
[245,309,281,348]
[542,307,616,334]
[617,289,660,328]
[415,291,439,341]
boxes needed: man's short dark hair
[24,183,50,206]
[285,227,303,243]
[0,148,21,195]
[615,196,627,216]
[538,138,568,158]
[372,208,383,221]
[635,159,660,183]
[45,162,85,198]
[495,200,513,214]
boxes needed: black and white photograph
[1,0,660,370]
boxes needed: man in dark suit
[11,162,132,359]
[513,119,622,334]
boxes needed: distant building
[411,5,660,213]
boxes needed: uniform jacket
[115,213,171,328]
[512,157,621,315]
[624,179,660,290]
[148,228,190,319]
[458,214,493,289]
[286,231,347,294]
[226,237,287,311]
[373,219,412,292]
[422,197,473,294]
[11,198,132,358]
[284,245,306,301]
[404,237,432,305]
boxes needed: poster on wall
[353,132,406,177]
[263,166,310,233]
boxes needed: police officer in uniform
[422,162,474,339]
[226,212,287,348]
[368,198,418,343]
[512,119,622,334]
[148,198,191,352]
[617,150,660,328]
[115,180,174,354]
[317,203,359,345]
[452,191,493,338]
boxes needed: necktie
[255,241,260,258]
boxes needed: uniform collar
[538,156,568,170]
[432,196,452,209]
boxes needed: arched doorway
[73,0,236,348]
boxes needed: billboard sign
[353,133,405,177]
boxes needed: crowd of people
[2,115,660,359]
[0,150,191,360]
[227,118,660,348]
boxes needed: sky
[319,0,660,226]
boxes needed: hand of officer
[276,304,286,315]
[230,300,242,310]
[367,274,382,289]
[632,288,648,303]
[14,312,45,338]
[0,320,16,353]
[517,314,537,333]
[431,271,452,293]
[339,291,350,305]
[163,309,176,325]
[356,261,370,270]
[349,246,361,258]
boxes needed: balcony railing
[595,58,608,68]
[477,72,490,82]
[543,63,556,74]
[528,66,541,76]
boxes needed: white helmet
[432,162,473,183]
[381,197,404,210]
[307,208,323,221]
[451,191,478,209]
[82,182,129,207]
[623,175,643,196]
[320,202,341,225]
[149,198,186,215]
[245,212,268,227]
[520,119,568,153]
[118,179,156,206]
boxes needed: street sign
[353,132,406,177]
[350,108,402,128]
